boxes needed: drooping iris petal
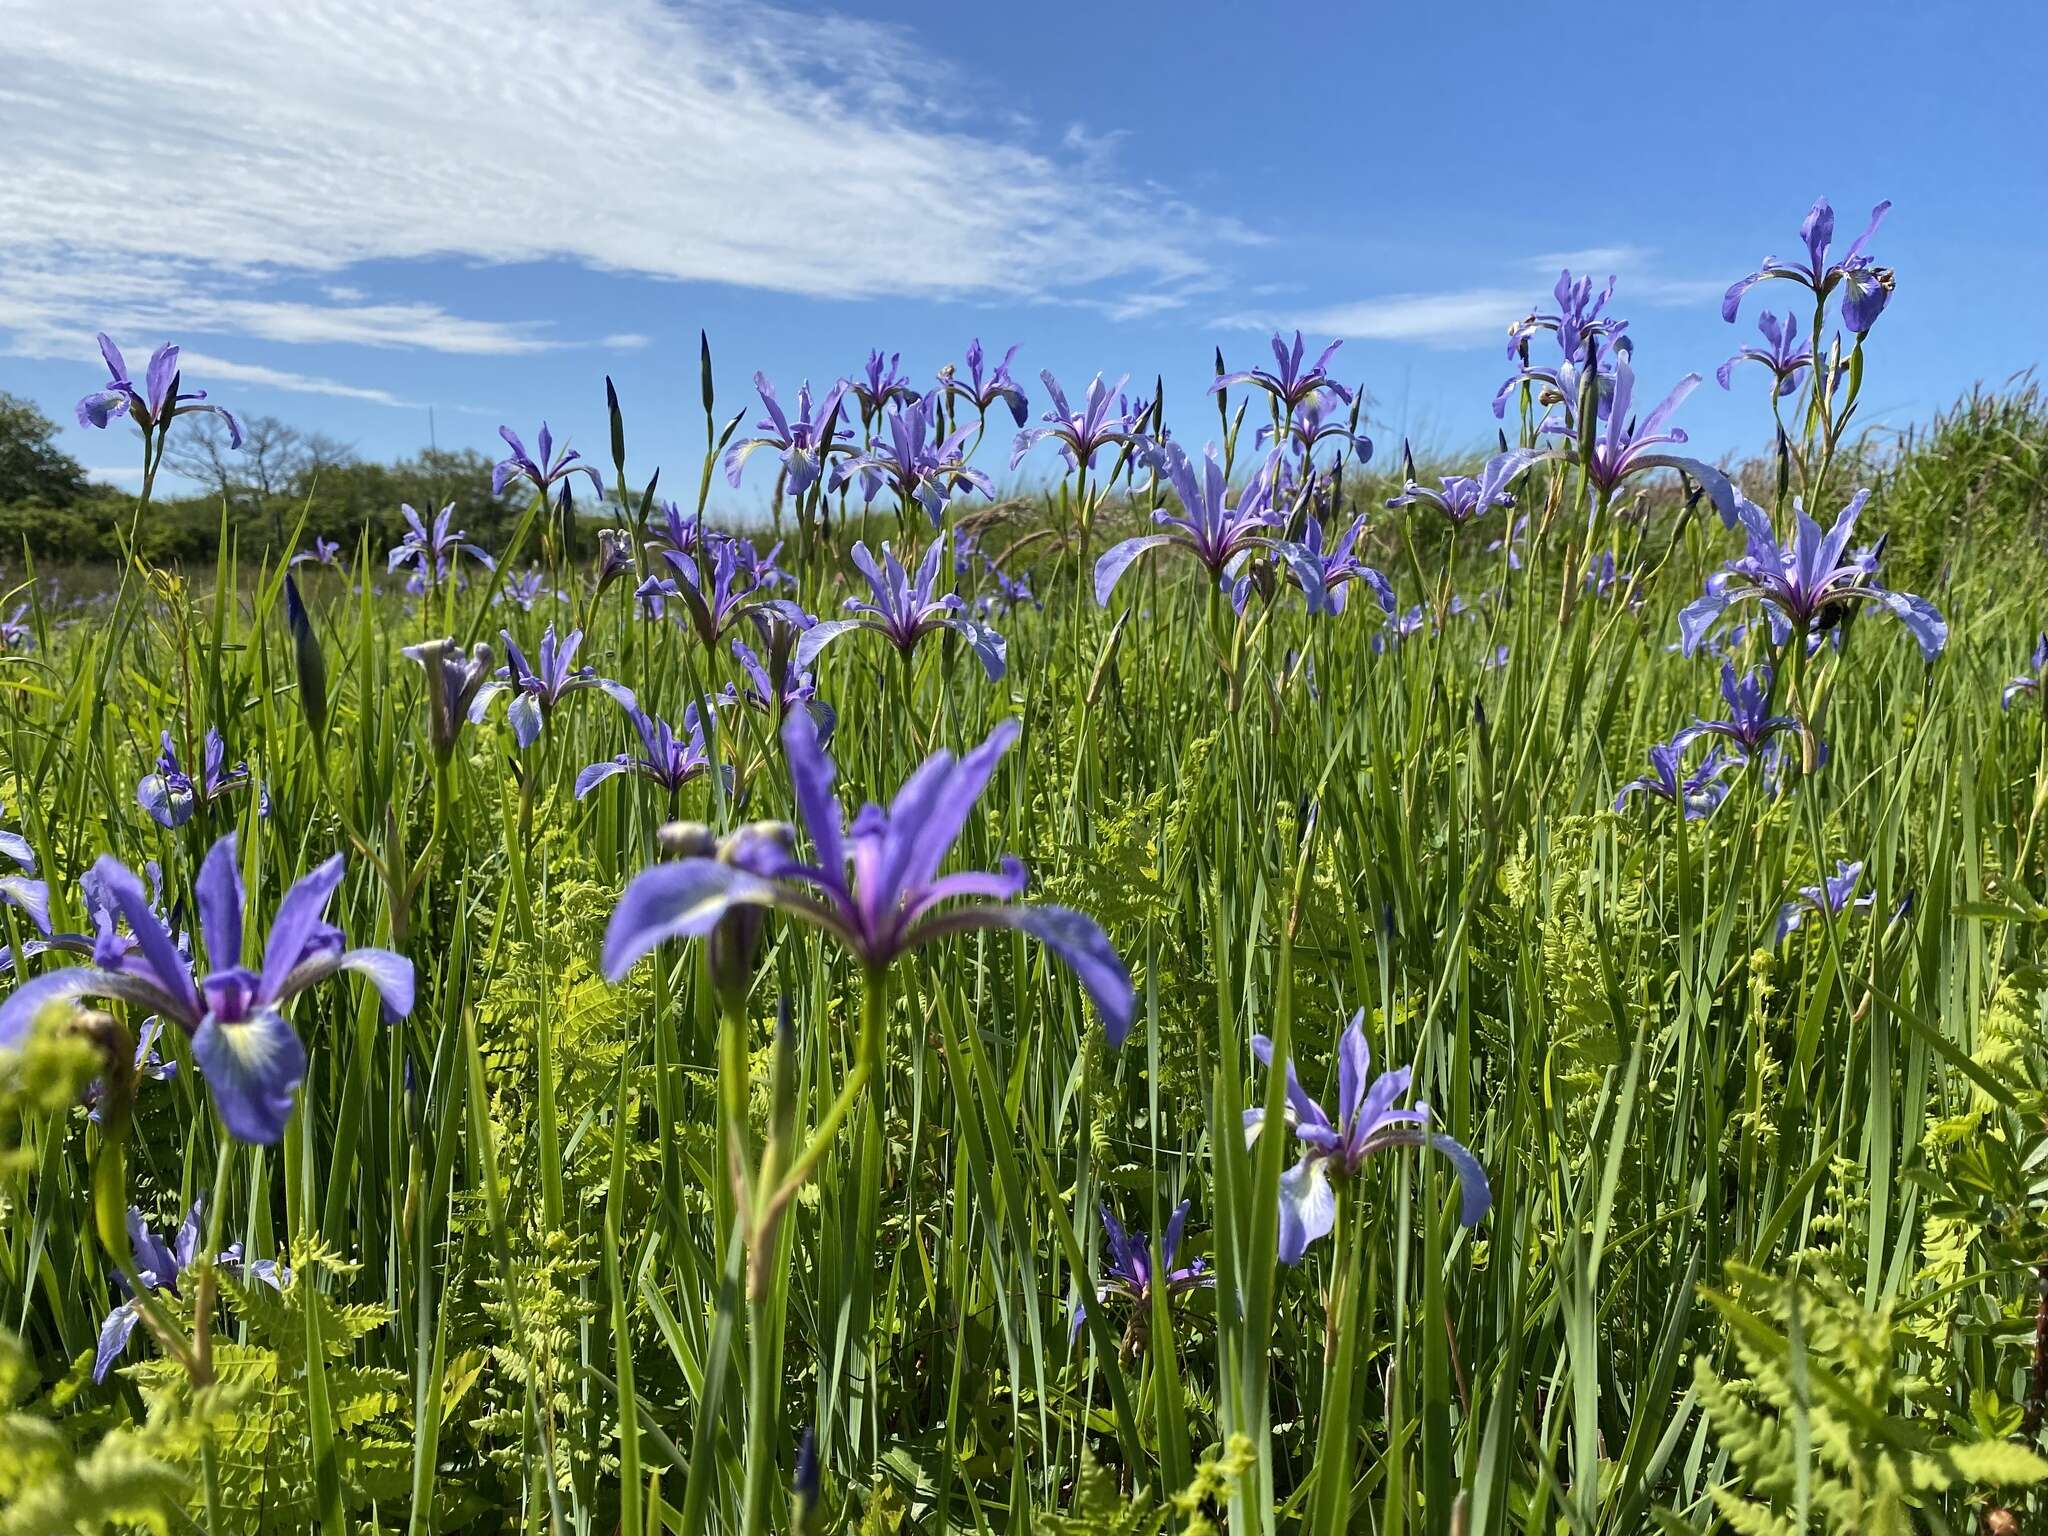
[93,1301,142,1383]
[601,860,783,983]
[941,903,1136,1047]
[1276,1157,1336,1266]
[191,1007,308,1145]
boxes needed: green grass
[3,395,2048,1536]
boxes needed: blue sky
[4,0,2043,506]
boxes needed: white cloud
[176,353,414,409]
[1216,248,1723,350]
[0,0,1237,393]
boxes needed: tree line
[0,392,547,566]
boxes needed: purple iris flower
[1284,514,1394,617]
[1716,312,1813,398]
[0,605,31,652]
[470,626,633,749]
[1677,489,1946,661]
[493,422,606,500]
[0,811,49,939]
[1010,372,1137,473]
[75,334,243,447]
[401,639,496,763]
[938,340,1030,428]
[0,834,413,1143]
[388,504,496,584]
[979,563,1037,617]
[833,396,995,527]
[1723,198,1894,335]
[1775,859,1874,945]
[2003,635,2048,712]
[496,566,564,611]
[1385,447,1538,528]
[1691,663,1801,757]
[1372,604,1431,653]
[1255,394,1372,466]
[1245,1011,1490,1263]
[1505,270,1629,362]
[92,1199,288,1382]
[1096,443,1318,607]
[850,349,920,418]
[797,536,1007,682]
[594,528,636,597]
[665,535,781,649]
[724,636,817,715]
[725,375,849,497]
[1537,355,1734,510]
[1213,332,1352,414]
[635,575,681,620]
[138,729,250,829]
[290,537,344,569]
[575,702,721,800]
[1071,1200,1213,1343]
[1613,733,1737,821]
[649,501,705,567]
[602,710,1135,1043]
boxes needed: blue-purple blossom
[1011,372,1137,473]
[1283,513,1394,617]
[1613,733,1737,821]
[496,566,564,611]
[0,605,31,652]
[1255,394,1373,466]
[725,376,848,497]
[636,575,681,619]
[2003,635,2048,712]
[834,396,994,526]
[492,422,606,500]
[1537,355,1734,508]
[1724,198,1894,336]
[388,504,496,584]
[1691,662,1801,757]
[849,349,920,419]
[1071,1200,1213,1344]
[1096,443,1318,606]
[75,335,242,447]
[1385,447,1538,527]
[602,710,1135,1043]
[594,528,636,597]
[1716,312,1814,398]
[938,340,1030,428]
[665,535,788,648]
[402,638,496,762]
[0,811,49,939]
[1677,489,1946,661]
[137,729,250,829]
[1213,332,1352,414]
[1775,859,1874,945]
[0,835,413,1143]
[1506,270,1629,362]
[575,702,721,799]
[1245,1011,1490,1264]
[470,626,632,748]
[92,1200,286,1382]
[797,536,1007,682]
[290,537,344,569]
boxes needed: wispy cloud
[1216,248,1722,350]
[0,0,1242,400]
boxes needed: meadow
[3,196,2048,1535]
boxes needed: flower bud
[283,573,329,746]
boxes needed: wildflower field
[4,196,2048,1535]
